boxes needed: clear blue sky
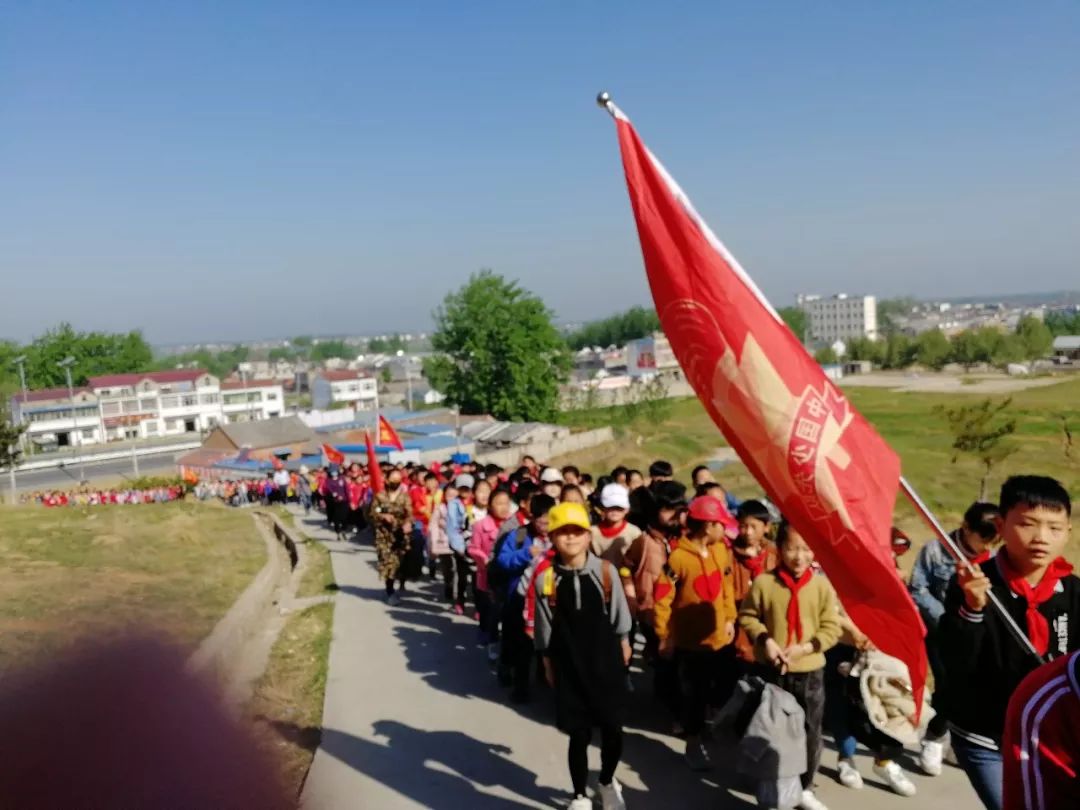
[2,2,1078,344]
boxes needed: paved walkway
[297,508,981,809]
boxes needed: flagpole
[900,476,1044,665]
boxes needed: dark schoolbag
[539,557,614,612]
[487,525,529,593]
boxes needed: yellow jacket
[653,538,737,651]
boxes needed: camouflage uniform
[370,487,412,581]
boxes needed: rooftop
[88,369,209,388]
[12,386,93,404]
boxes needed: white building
[220,378,285,423]
[10,369,285,450]
[311,371,378,410]
[797,293,878,345]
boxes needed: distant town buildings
[10,370,284,451]
[797,294,878,344]
[310,370,378,410]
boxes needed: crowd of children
[23,484,185,507]
[299,454,1073,810]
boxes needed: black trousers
[677,647,736,737]
[439,552,470,607]
[772,668,826,790]
[499,595,534,695]
[568,725,623,797]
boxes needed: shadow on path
[314,721,560,809]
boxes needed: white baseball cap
[540,467,564,484]
[600,483,630,510]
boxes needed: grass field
[249,601,334,798]
[0,501,266,670]
[556,377,1080,553]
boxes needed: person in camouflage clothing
[370,467,414,604]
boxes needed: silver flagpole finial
[596,91,616,117]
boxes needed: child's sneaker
[452,604,465,616]
[919,738,945,776]
[837,758,863,789]
[798,789,830,810]
[873,760,917,797]
[596,778,626,810]
[568,795,592,810]
[684,738,712,771]
[486,642,499,663]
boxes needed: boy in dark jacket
[531,502,632,810]
[940,475,1077,810]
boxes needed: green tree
[845,336,883,365]
[23,323,154,387]
[268,346,297,362]
[309,340,352,362]
[814,346,839,364]
[938,397,1018,500]
[1046,311,1080,337]
[778,307,808,342]
[566,306,661,350]
[881,334,916,369]
[877,297,919,336]
[1015,315,1054,360]
[915,329,952,370]
[428,270,571,421]
[292,335,313,347]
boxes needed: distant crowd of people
[23,485,186,507]
[298,451,1076,810]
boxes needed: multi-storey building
[797,293,878,345]
[311,371,378,410]
[10,370,284,450]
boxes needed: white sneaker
[568,796,592,810]
[919,739,945,776]
[798,789,830,810]
[597,778,626,810]
[873,760,917,797]
[838,758,864,789]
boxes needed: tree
[0,398,25,473]
[939,397,1018,500]
[881,334,916,369]
[814,346,839,364]
[1015,315,1054,360]
[915,329,952,370]
[309,340,352,362]
[428,270,571,421]
[877,297,919,336]
[292,335,313,347]
[565,306,661,350]
[368,334,407,353]
[845,336,883,365]
[1046,310,1080,337]
[22,323,154,387]
[778,307,808,343]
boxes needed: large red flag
[606,100,927,713]
[365,430,385,495]
[321,443,345,466]
[378,415,405,452]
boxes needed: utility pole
[12,355,29,457]
[57,356,84,484]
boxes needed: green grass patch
[296,534,335,599]
[249,601,334,799]
[0,501,266,670]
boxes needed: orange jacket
[653,538,737,651]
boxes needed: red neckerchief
[776,567,814,646]
[515,509,529,526]
[599,520,627,539]
[998,550,1074,656]
[736,546,768,580]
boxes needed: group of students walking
[313,454,1076,810]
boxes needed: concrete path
[297,508,981,809]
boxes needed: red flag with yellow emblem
[378,415,405,452]
[604,99,926,714]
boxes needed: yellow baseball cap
[548,502,592,534]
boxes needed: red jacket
[1004,649,1080,810]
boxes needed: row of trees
[0,323,154,391]
[565,306,660,351]
[814,315,1055,370]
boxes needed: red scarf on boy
[776,567,814,646]
[598,521,627,539]
[998,551,1074,656]
[738,548,768,580]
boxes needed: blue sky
[2,2,1078,344]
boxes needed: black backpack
[486,525,529,593]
